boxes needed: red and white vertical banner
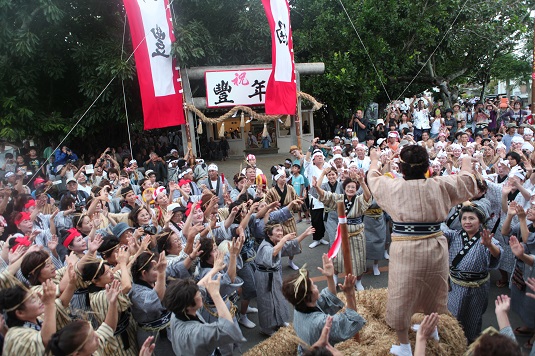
[123,0,185,130]
[261,0,297,115]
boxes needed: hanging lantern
[262,123,269,138]
[240,112,245,128]
[218,122,225,138]
[197,119,203,134]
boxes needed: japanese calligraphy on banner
[205,69,271,108]
[123,0,185,130]
[261,0,297,115]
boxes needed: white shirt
[354,157,371,172]
[304,160,328,209]
[412,109,430,129]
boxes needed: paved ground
[211,154,530,354]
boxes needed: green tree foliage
[292,0,534,124]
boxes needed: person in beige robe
[367,145,479,356]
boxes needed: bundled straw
[244,288,467,356]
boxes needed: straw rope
[185,91,323,124]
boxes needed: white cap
[376,119,385,126]
[332,154,343,160]
[145,169,155,177]
[512,136,524,144]
[332,145,343,152]
[312,150,324,159]
[497,159,510,168]
[524,128,533,136]
[522,142,534,152]
[450,144,462,151]
[436,150,447,158]
[509,166,526,181]
[274,169,286,181]
[495,143,507,151]
[377,138,386,146]
[170,149,178,154]
[153,186,167,201]
[207,164,218,171]
[351,137,359,141]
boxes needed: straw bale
[244,288,467,356]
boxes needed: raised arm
[227,233,244,283]
[206,275,233,322]
[40,279,58,347]
[154,252,167,301]
[104,280,121,331]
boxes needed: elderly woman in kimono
[312,168,372,290]
[313,167,343,249]
[282,254,366,355]
[255,222,315,336]
[367,145,479,356]
[265,168,301,270]
[441,205,502,343]
[163,257,246,356]
[501,201,535,343]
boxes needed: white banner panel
[270,0,292,82]
[137,0,175,97]
[205,69,272,108]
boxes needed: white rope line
[336,0,392,103]
[120,12,134,159]
[27,76,117,183]
[26,20,148,183]
[395,0,470,101]
[122,81,134,158]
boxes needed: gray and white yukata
[506,223,535,329]
[442,227,502,342]
[169,312,245,356]
[254,238,301,335]
[196,268,243,356]
[318,181,343,247]
[293,288,366,355]
[129,282,173,354]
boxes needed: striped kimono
[265,184,299,235]
[89,288,138,356]
[318,191,371,276]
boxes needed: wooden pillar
[295,71,302,151]
[180,68,197,157]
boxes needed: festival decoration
[122,0,185,130]
[261,0,297,115]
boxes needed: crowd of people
[0,96,533,355]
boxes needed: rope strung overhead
[186,91,323,124]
